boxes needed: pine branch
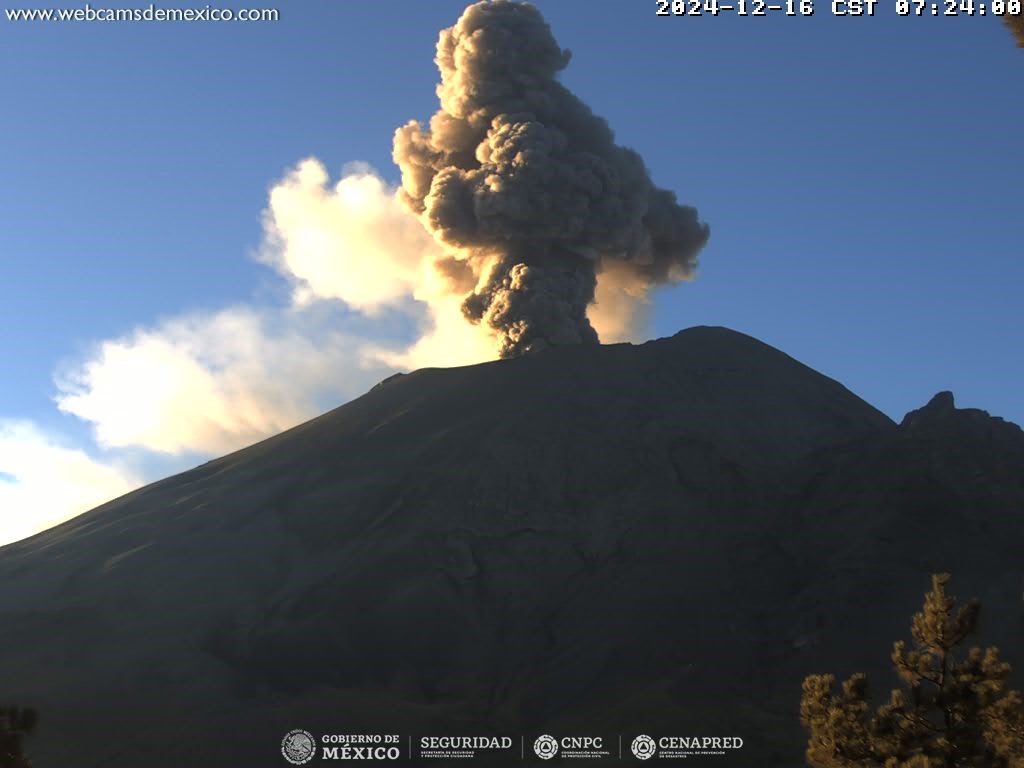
[1004,14,1024,47]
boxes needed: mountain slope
[1,326,1021,767]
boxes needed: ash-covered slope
[1,326,1021,767]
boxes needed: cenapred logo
[631,734,656,760]
[282,729,317,765]
[534,734,558,760]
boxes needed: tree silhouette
[1004,15,1024,48]
[0,706,37,768]
[800,573,1024,767]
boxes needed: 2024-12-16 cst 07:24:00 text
[656,0,1021,15]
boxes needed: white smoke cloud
[258,159,427,312]
[588,262,656,344]
[54,160,496,458]
[0,420,141,546]
[55,305,397,455]
[258,158,498,371]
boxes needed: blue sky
[1,0,1021,543]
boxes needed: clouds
[9,159,465,543]
[258,159,429,312]
[50,159,499,461]
[9,142,683,543]
[0,420,140,546]
[9,159,471,543]
[257,158,498,372]
[54,305,394,455]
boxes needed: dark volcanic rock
[1,326,1022,767]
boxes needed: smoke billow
[394,0,709,358]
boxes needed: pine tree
[0,706,37,768]
[800,573,1024,767]
[1005,15,1024,48]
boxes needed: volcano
[2,326,1023,766]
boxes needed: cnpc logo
[534,735,605,759]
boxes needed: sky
[1,0,1021,545]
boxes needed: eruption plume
[394,0,710,358]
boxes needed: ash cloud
[10,2,712,544]
[394,0,710,358]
